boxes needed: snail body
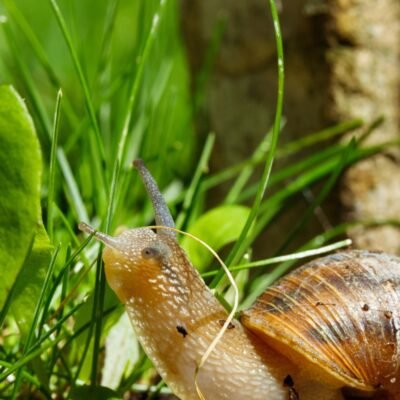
[80,161,400,400]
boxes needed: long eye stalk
[133,159,176,239]
[78,222,120,248]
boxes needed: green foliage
[0,0,195,398]
[11,223,53,338]
[0,85,43,310]
[182,205,251,270]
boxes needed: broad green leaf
[11,223,53,337]
[181,205,250,271]
[0,85,42,310]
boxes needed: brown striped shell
[241,250,400,395]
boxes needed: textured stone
[328,0,400,252]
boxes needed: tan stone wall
[327,0,400,252]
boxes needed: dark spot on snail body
[176,325,188,338]
[362,303,370,311]
[218,319,235,329]
[283,375,294,387]
[283,375,299,400]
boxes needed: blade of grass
[276,139,356,255]
[208,140,398,291]
[147,380,166,400]
[38,244,70,339]
[202,239,351,277]
[262,140,399,221]
[52,304,119,387]
[237,144,344,203]
[237,117,395,202]
[48,258,97,327]
[197,117,362,204]
[47,302,85,376]
[198,119,359,199]
[1,307,82,392]
[240,219,400,309]
[193,16,226,113]
[11,245,60,398]
[357,115,385,143]
[211,0,285,287]
[0,361,41,387]
[3,22,51,141]
[47,246,72,378]
[225,128,273,204]
[57,149,89,222]
[2,0,79,127]
[53,204,88,251]
[96,0,120,143]
[48,0,108,216]
[32,300,86,357]
[236,117,388,204]
[300,187,332,231]
[89,256,105,387]
[47,90,62,240]
[117,354,150,394]
[2,22,88,222]
[104,0,168,233]
[237,140,400,262]
[277,118,363,158]
[228,0,284,261]
[96,0,120,78]
[88,0,169,386]
[175,133,215,229]
[42,233,95,329]
[200,158,256,194]
[0,333,65,383]
[48,0,106,166]
[2,0,58,85]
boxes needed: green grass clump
[0,0,396,399]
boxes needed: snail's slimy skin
[102,228,342,400]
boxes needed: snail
[79,160,400,400]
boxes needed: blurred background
[1,0,399,253]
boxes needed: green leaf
[0,85,43,310]
[181,205,250,271]
[11,223,53,337]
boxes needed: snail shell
[241,250,400,395]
